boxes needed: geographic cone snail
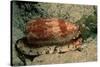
[15,18,83,57]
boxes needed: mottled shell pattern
[25,18,81,46]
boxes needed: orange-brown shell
[25,18,81,45]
